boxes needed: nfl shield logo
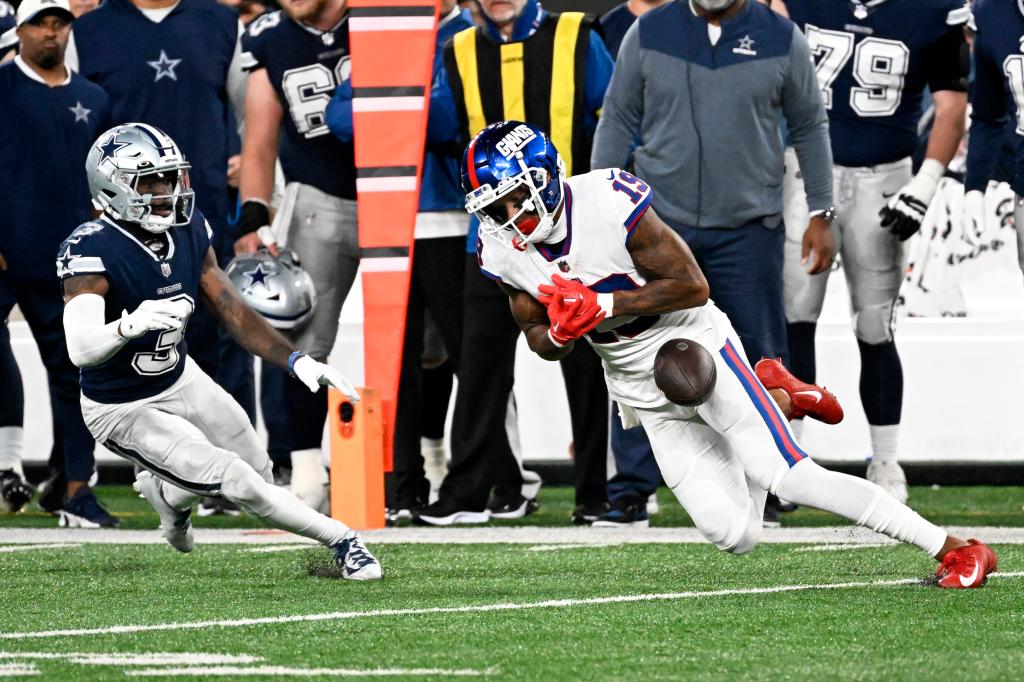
[160,262,172,278]
[558,260,570,273]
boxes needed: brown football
[653,338,717,406]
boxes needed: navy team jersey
[964,0,1024,196]
[599,3,637,60]
[240,10,356,200]
[786,0,969,168]
[0,61,110,283]
[57,212,212,403]
[72,0,239,227]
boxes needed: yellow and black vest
[443,12,596,176]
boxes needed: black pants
[439,255,608,511]
[391,237,465,508]
[0,275,95,482]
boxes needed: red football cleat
[754,358,844,424]
[936,539,998,589]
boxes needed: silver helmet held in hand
[85,123,195,233]
[225,249,317,331]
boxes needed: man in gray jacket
[593,0,834,368]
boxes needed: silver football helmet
[225,249,317,331]
[86,123,194,234]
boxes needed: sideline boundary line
[4,571,1022,641]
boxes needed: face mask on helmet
[466,154,565,248]
[121,167,195,233]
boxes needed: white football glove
[292,354,360,402]
[118,299,190,339]
[961,189,986,247]
[879,159,945,241]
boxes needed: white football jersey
[478,168,732,408]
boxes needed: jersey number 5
[281,57,351,139]
[805,25,909,117]
[131,294,195,377]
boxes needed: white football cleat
[867,460,908,504]
[332,532,383,580]
[134,472,194,553]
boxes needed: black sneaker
[593,496,649,528]
[487,493,539,520]
[198,497,241,517]
[763,494,782,528]
[412,500,489,526]
[570,503,607,526]
[0,470,35,513]
[58,487,119,528]
[36,469,66,514]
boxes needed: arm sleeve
[781,26,833,212]
[427,58,462,146]
[591,21,644,171]
[965,30,1009,192]
[923,25,970,93]
[600,169,653,241]
[226,19,248,135]
[63,293,127,368]
[584,31,614,120]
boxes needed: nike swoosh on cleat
[960,558,981,587]
[793,390,822,403]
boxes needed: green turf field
[1,486,1022,680]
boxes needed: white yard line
[0,544,81,553]
[125,665,493,677]
[0,663,38,676]
[526,543,622,552]
[4,571,1022,641]
[792,543,893,552]
[3,526,1024,546]
[244,544,317,553]
[0,653,262,665]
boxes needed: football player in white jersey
[465,120,995,588]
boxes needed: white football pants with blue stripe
[81,357,352,547]
[632,328,945,557]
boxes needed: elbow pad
[63,293,126,367]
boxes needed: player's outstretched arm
[499,282,574,362]
[614,207,710,316]
[199,247,293,367]
[198,248,360,400]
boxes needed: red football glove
[538,274,594,310]
[542,288,605,347]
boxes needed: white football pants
[634,331,946,557]
[81,357,351,546]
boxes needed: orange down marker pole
[329,0,439,527]
[329,388,386,530]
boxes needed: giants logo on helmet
[495,124,537,158]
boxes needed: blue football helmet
[461,121,566,247]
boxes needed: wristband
[288,350,305,376]
[547,329,569,348]
[238,199,271,237]
[596,292,614,318]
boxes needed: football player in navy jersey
[962,0,1024,269]
[776,0,970,503]
[0,0,113,523]
[67,0,257,475]
[236,0,359,491]
[59,123,381,580]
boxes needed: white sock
[0,426,24,473]
[222,458,350,546]
[788,418,805,441]
[869,424,900,464]
[776,459,945,556]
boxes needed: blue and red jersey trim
[719,339,807,468]
[624,191,652,242]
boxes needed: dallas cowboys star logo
[733,34,757,56]
[147,50,182,82]
[56,246,80,278]
[243,263,276,294]
[68,101,91,123]
[97,133,129,163]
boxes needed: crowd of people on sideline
[0,0,1012,535]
